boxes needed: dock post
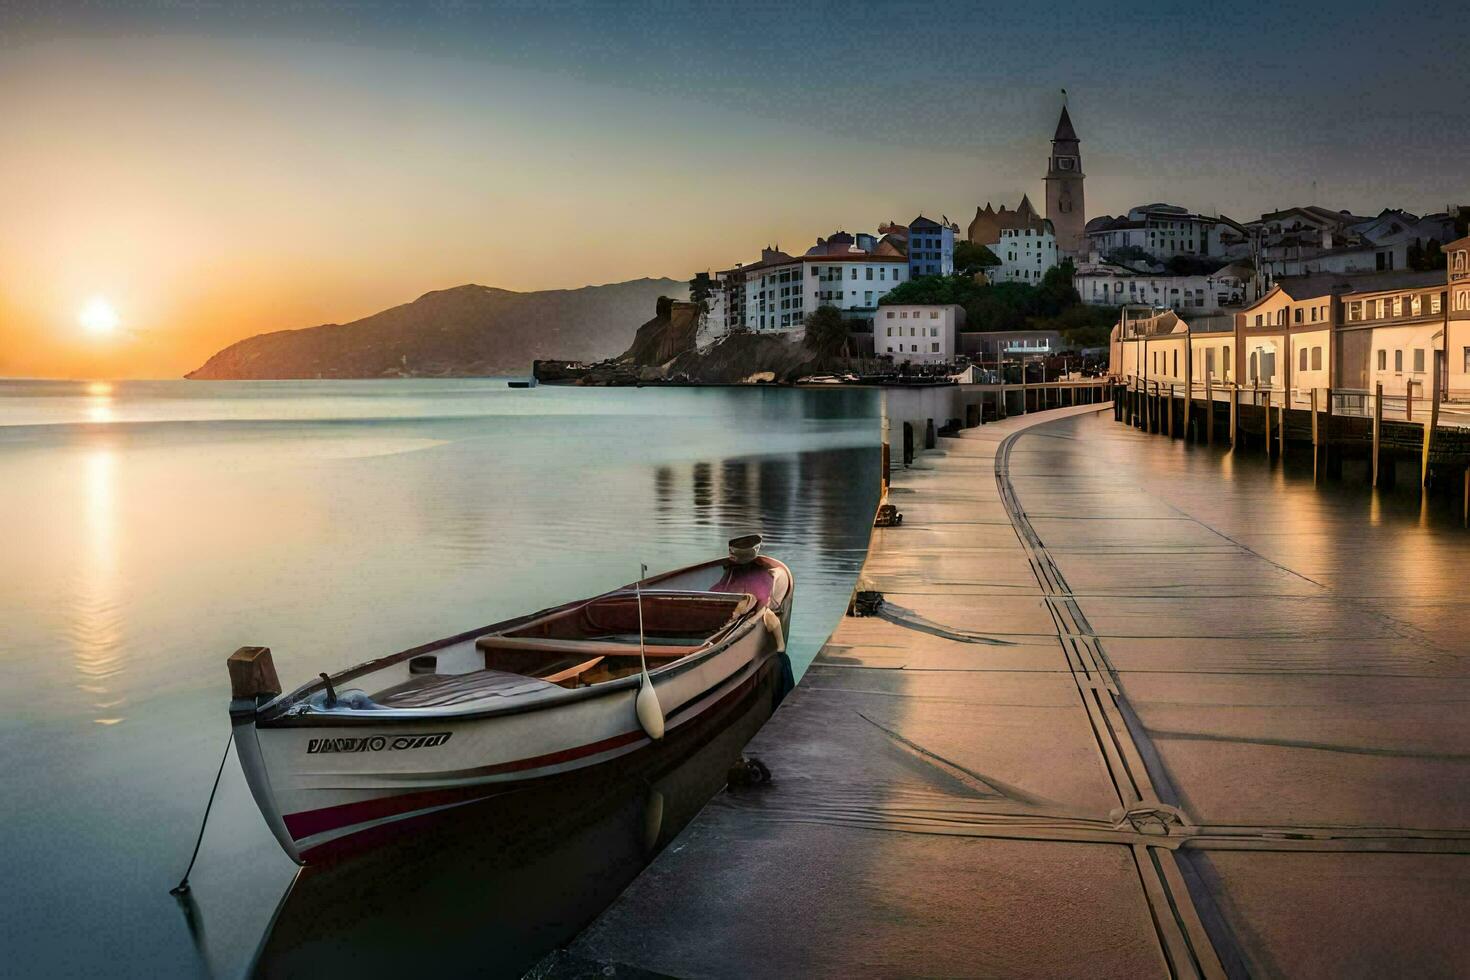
[1229,385,1239,449]
[1464,469,1469,527]
[1167,384,1175,439]
[1278,398,1286,458]
[1423,354,1442,488]
[1372,383,1383,487]
[925,418,936,450]
[881,417,891,490]
[1183,379,1192,441]
[1325,386,1339,479]
[1206,376,1214,445]
[1311,388,1320,482]
[1263,389,1272,458]
[1407,380,1414,423]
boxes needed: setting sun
[79,298,120,337]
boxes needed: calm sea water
[0,379,880,977]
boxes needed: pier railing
[1111,374,1470,517]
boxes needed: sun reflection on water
[76,447,126,725]
[85,381,115,424]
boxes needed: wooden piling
[1263,389,1272,458]
[1278,399,1286,458]
[1205,376,1214,445]
[1311,388,1320,482]
[1167,384,1175,439]
[1229,386,1239,449]
[1372,383,1383,488]
[1424,355,1442,488]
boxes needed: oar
[634,563,665,740]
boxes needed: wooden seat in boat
[542,656,604,689]
[373,669,555,709]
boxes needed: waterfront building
[1074,260,1255,313]
[877,304,964,364]
[1227,269,1443,408]
[1084,204,1241,260]
[906,215,954,278]
[1448,236,1470,400]
[717,238,908,334]
[1044,105,1086,257]
[1342,275,1450,400]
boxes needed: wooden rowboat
[227,535,792,863]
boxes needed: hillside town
[683,103,1469,397]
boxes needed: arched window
[1312,347,1322,370]
[1299,347,1308,371]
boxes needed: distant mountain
[185,278,686,379]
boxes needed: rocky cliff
[186,278,686,379]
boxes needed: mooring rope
[170,731,234,896]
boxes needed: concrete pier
[555,404,1470,978]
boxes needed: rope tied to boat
[169,731,234,896]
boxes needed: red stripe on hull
[283,728,646,840]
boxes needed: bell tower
[1044,103,1086,258]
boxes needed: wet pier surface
[555,405,1470,979]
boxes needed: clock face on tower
[1057,157,1074,171]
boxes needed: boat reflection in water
[251,652,791,978]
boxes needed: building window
[1223,346,1231,377]
[931,343,940,353]
[1411,295,1422,316]
[1348,301,1362,321]
[1294,308,1303,324]
[1413,349,1425,373]
[1312,347,1322,370]
[1395,350,1404,372]
[1255,315,1263,327]
[1299,347,1308,371]
[930,311,938,319]
[1377,349,1387,370]
[886,327,893,336]
[886,311,894,318]
[866,268,873,281]
[1431,293,1442,314]
[1172,351,1178,376]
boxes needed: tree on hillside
[954,240,1001,276]
[803,305,850,356]
[879,274,985,307]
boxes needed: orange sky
[4,21,1462,379]
[0,35,1103,379]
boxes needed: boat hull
[244,598,789,861]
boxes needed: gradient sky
[2,1,1466,378]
